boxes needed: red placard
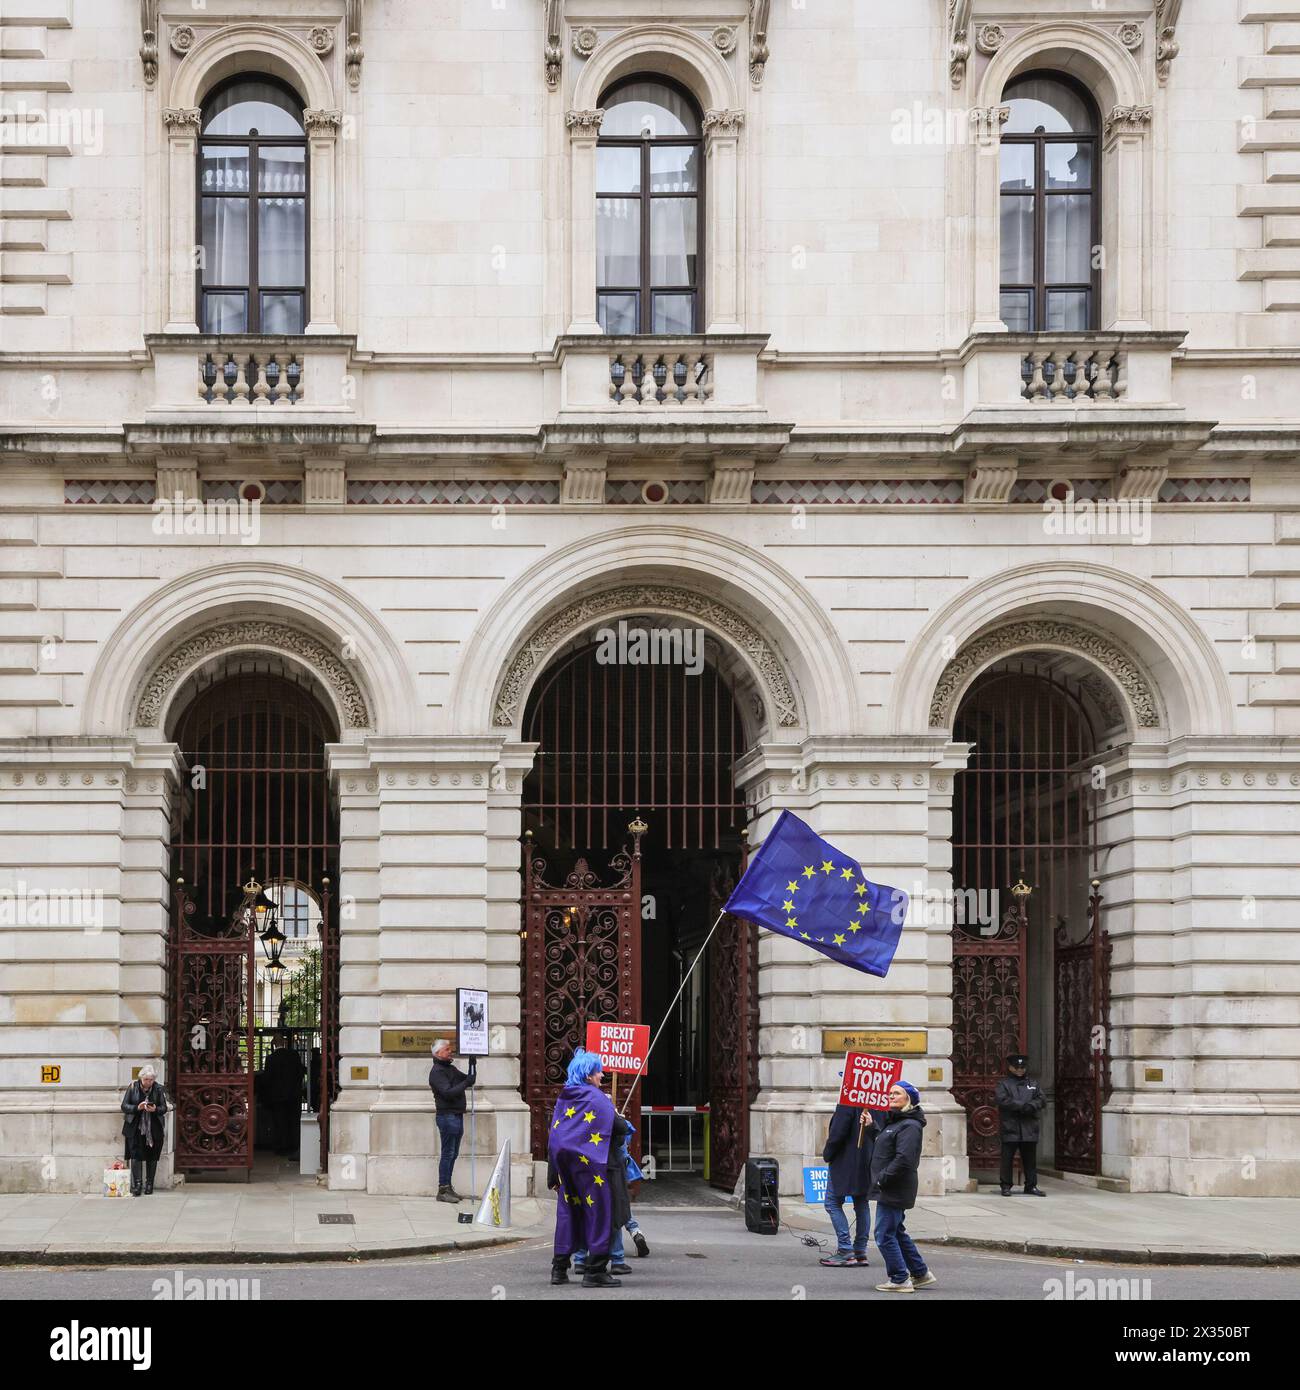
[839,1051,904,1109]
[586,1021,651,1076]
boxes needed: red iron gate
[522,827,644,1158]
[1054,882,1112,1173]
[707,850,756,1191]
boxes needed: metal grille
[522,640,748,851]
[167,673,340,1172]
[950,661,1106,1174]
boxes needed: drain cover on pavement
[318,1213,355,1225]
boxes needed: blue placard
[802,1166,855,1205]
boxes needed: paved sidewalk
[0,1181,545,1264]
[778,1177,1300,1266]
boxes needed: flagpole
[617,908,727,1116]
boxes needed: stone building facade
[1,0,1298,1199]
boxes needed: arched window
[999,74,1098,333]
[198,76,308,334]
[596,78,702,334]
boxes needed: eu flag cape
[548,1082,616,1257]
[724,810,907,977]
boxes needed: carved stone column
[970,104,1010,333]
[704,109,745,333]
[162,108,201,333]
[305,109,343,334]
[566,109,604,335]
[1103,105,1154,330]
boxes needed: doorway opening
[166,668,341,1180]
[520,628,757,1190]
[949,657,1111,1177]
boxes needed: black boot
[144,1161,157,1195]
[436,1185,458,1204]
[550,1256,571,1286]
[129,1160,143,1197]
[581,1253,621,1289]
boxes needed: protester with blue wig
[572,1102,640,1275]
[547,1049,621,1288]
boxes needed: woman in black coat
[120,1065,168,1196]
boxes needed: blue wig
[566,1048,603,1086]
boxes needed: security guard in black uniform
[995,1052,1046,1196]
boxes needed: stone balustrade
[609,349,711,405]
[1020,342,1125,403]
[199,349,304,404]
[552,334,768,415]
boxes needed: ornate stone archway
[492,582,801,732]
[928,619,1161,732]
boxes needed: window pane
[202,291,248,333]
[598,292,638,334]
[599,82,699,139]
[650,145,698,193]
[1000,291,1032,333]
[200,145,249,194]
[652,293,695,334]
[1046,289,1089,332]
[1045,141,1091,190]
[203,79,305,137]
[261,292,304,334]
[596,198,639,287]
[258,197,305,284]
[650,197,697,285]
[259,145,306,194]
[597,145,641,194]
[999,195,1033,284]
[1045,193,1092,282]
[999,143,1033,193]
[1003,78,1093,136]
[200,197,248,284]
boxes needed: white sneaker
[874,1278,915,1293]
[912,1271,938,1288]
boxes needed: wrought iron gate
[522,827,644,1158]
[950,661,1108,1174]
[167,672,340,1172]
[707,850,756,1191]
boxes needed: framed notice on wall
[456,987,490,1057]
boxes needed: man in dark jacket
[263,1034,304,1157]
[819,1103,887,1266]
[996,1052,1047,1196]
[867,1081,937,1292]
[429,1039,476,1202]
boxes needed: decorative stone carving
[169,24,196,58]
[749,0,771,87]
[1115,459,1169,501]
[135,621,371,729]
[162,107,202,131]
[565,108,605,137]
[1155,0,1181,85]
[544,0,563,91]
[346,0,364,90]
[140,0,159,87]
[1116,22,1143,52]
[949,0,972,88]
[572,27,597,59]
[965,459,1017,504]
[712,26,738,57]
[561,457,606,504]
[1105,104,1154,140]
[975,23,1004,55]
[929,620,1160,729]
[305,108,344,134]
[969,104,1010,143]
[703,109,745,137]
[308,26,336,57]
[709,457,755,504]
[1079,674,1125,731]
[494,585,800,729]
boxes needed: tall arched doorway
[950,658,1112,1177]
[166,669,341,1175]
[519,627,758,1189]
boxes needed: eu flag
[724,810,908,976]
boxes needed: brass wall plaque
[1144,1066,1164,1082]
[41,1065,61,1083]
[351,1066,370,1081]
[380,1029,446,1055]
[823,1030,928,1056]
[928,1066,944,1083]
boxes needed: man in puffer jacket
[867,1081,937,1292]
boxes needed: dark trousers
[1001,1139,1038,1190]
[874,1204,928,1286]
[271,1103,299,1155]
[436,1112,464,1188]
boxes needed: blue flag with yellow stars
[724,810,908,976]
